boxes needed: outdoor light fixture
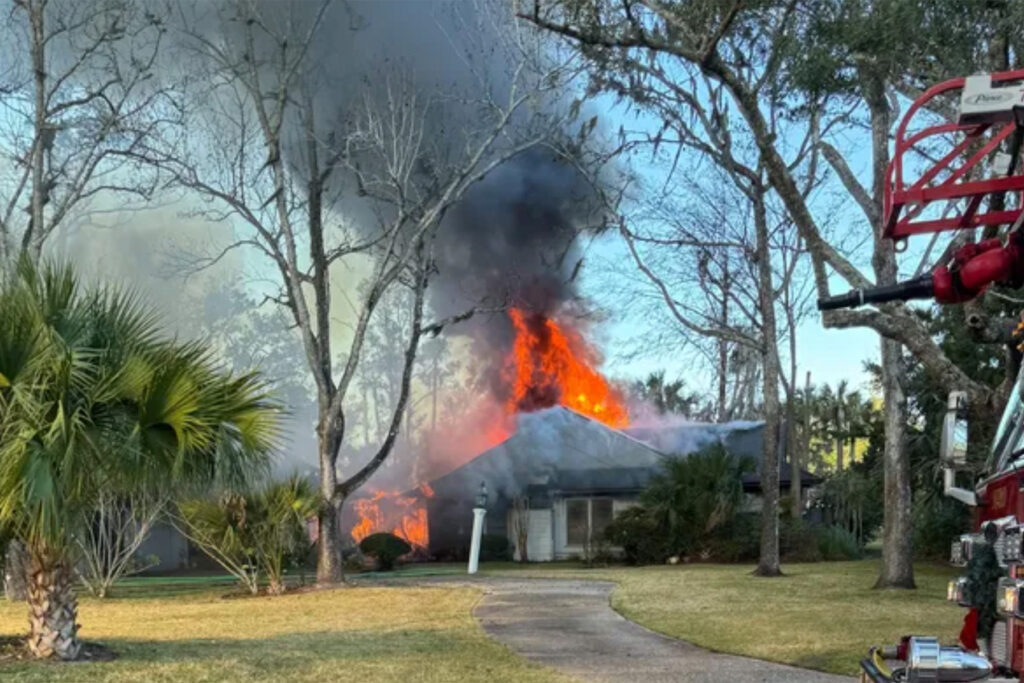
[475,481,488,510]
[997,577,1024,618]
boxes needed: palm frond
[0,259,281,553]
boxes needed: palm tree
[0,259,281,660]
[642,444,754,556]
[178,474,318,595]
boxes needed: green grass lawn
[0,580,561,682]
[483,558,964,676]
[0,560,964,679]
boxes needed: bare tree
[572,62,811,573]
[75,491,166,599]
[0,0,181,261]
[518,0,932,589]
[150,0,583,583]
[511,495,530,562]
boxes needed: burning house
[414,409,816,562]
[425,406,660,561]
[341,307,819,563]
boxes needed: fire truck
[818,70,1024,682]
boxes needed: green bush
[480,534,513,562]
[341,547,367,573]
[178,475,318,595]
[359,533,411,571]
[913,494,970,560]
[706,513,761,562]
[603,506,670,565]
[641,444,756,557]
[817,525,862,561]
[778,520,861,563]
[780,519,823,562]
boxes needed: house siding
[526,509,553,561]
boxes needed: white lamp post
[467,481,488,575]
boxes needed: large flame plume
[503,308,628,428]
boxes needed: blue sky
[572,88,903,399]
[578,231,880,396]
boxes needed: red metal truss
[883,68,1024,241]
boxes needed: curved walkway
[471,578,853,683]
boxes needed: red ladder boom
[884,68,1024,241]
[819,69,1024,311]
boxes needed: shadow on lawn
[1,628,469,677]
[102,628,460,662]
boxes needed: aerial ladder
[819,70,1024,683]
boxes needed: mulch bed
[0,635,117,665]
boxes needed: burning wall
[350,483,435,550]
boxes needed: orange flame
[503,308,628,428]
[351,486,433,550]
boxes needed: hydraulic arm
[818,232,1024,311]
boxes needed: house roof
[626,418,820,490]
[425,407,820,502]
[427,406,664,500]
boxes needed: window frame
[563,496,615,549]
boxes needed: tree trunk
[26,549,80,660]
[316,497,344,585]
[316,410,345,584]
[836,382,846,471]
[717,265,730,421]
[793,371,810,520]
[863,71,915,590]
[786,394,799,519]
[4,540,29,602]
[874,337,916,589]
[753,191,782,578]
[25,0,48,260]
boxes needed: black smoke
[294,1,608,379]
[433,146,600,325]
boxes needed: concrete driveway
[378,575,854,682]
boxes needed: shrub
[603,506,670,565]
[178,475,318,594]
[780,518,823,562]
[359,533,411,571]
[706,512,761,562]
[480,534,513,562]
[817,525,862,561]
[342,547,368,573]
[914,494,970,560]
[641,444,755,557]
[432,544,468,563]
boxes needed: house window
[565,498,614,546]
[566,499,588,546]
[591,498,613,539]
